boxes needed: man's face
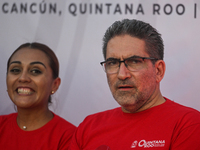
[106,34,159,113]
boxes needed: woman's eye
[10,68,21,74]
[31,69,42,75]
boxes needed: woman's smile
[17,87,34,95]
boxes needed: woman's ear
[51,77,61,94]
[155,60,166,83]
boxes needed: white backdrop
[0,0,200,126]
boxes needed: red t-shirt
[0,113,76,150]
[70,98,200,150]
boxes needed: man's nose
[117,62,131,80]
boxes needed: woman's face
[6,47,59,109]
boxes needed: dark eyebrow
[30,61,46,68]
[106,55,140,61]
[10,61,21,65]
[9,61,46,68]
[106,57,120,61]
[126,55,141,59]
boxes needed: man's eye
[106,60,118,66]
[127,58,143,64]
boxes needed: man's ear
[155,60,165,83]
[51,77,61,94]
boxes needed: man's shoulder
[165,98,200,114]
[79,107,121,126]
[86,107,121,118]
[164,98,200,123]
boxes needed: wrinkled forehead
[106,35,148,60]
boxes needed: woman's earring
[51,91,55,94]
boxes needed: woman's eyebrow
[9,61,47,69]
[30,61,46,68]
[10,61,21,65]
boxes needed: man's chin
[121,105,138,113]
[116,100,138,113]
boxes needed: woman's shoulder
[50,113,76,130]
[0,113,17,130]
[0,113,17,122]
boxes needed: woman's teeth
[18,88,33,94]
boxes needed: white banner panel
[0,0,200,126]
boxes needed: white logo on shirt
[131,141,138,148]
[131,140,165,148]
